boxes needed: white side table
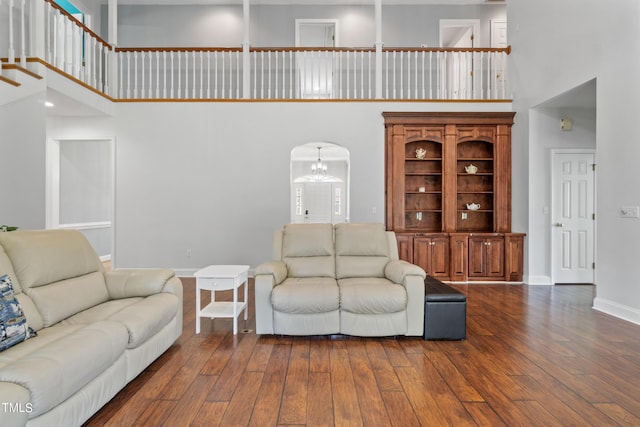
[194,265,249,335]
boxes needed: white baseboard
[525,275,553,285]
[593,297,640,326]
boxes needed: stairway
[0,60,46,107]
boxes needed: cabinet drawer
[197,277,237,291]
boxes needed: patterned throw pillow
[0,274,31,352]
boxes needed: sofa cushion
[59,298,144,326]
[0,230,103,289]
[0,324,83,369]
[0,320,128,417]
[335,223,390,279]
[59,293,179,349]
[27,271,110,328]
[338,278,407,314]
[272,277,339,314]
[335,223,389,256]
[0,230,110,327]
[0,245,21,293]
[107,293,179,348]
[0,275,33,352]
[282,223,335,278]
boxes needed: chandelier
[311,146,328,179]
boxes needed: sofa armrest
[105,269,177,299]
[254,261,287,335]
[385,260,426,336]
[404,274,426,336]
[254,261,287,285]
[384,260,426,284]
[0,382,31,427]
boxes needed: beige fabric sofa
[0,230,183,427]
[254,223,426,336]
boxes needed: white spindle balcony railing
[0,0,28,71]
[1,1,511,101]
[115,48,243,100]
[382,47,509,100]
[42,0,111,94]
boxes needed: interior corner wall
[509,0,640,322]
[0,94,47,229]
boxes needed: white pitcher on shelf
[464,164,478,174]
[466,202,481,210]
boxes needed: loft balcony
[1,0,511,102]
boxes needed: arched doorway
[290,142,349,224]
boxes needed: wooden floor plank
[219,371,264,426]
[306,372,335,427]
[380,390,421,427]
[309,337,332,373]
[421,349,484,403]
[364,340,403,392]
[248,341,292,427]
[161,375,217,426]
[512,400,565,427]
[508,374,604,426]
[83,281,640,427]
[133,400,176,427]
[463,402,507,427]
[594,402,640,426]
[330,346,363,426]
[346,340,393,426]
[278,339,310,425]
[395,365,464,426]
[206,333,259,401]
[191,402,228,427]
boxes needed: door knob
[554,222,564,227]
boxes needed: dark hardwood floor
[84,279,640,426]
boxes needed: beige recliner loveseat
[254,223,426,336]
[0,230,183,427]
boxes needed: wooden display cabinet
[468,234,505,279]
[384,112,524,282]
[413,234,450,279]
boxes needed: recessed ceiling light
[45,101,55,107]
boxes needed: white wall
[107,101,509,273]
[509,0,640,322]
[103,4,505,48]
[112,5,244,47]
[0,93,47,229]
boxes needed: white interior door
[551,150,595,284]
[296,20,337,99]
[439,20,479,99]
[490,20,508,93]
[303,182,332,223]
[490,20,508,48]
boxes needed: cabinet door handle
[554,222,564,227]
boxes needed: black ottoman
[424,277,466,340]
